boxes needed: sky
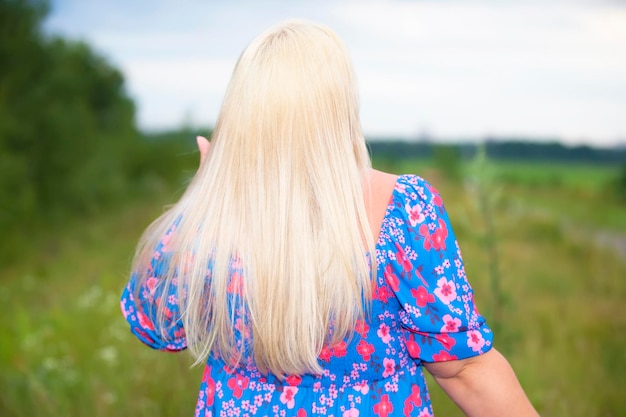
[46,0,626,147]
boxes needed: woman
[121,19,538,416]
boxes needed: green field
[1,160,624,416]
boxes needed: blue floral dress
[121,174,493,417]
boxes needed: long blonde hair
[132,19,374,376]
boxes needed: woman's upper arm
[424,349,540,417]
[423,348,484,379]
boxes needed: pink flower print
[227,272,243,295]
[431,219,448,251]
[377,323,392,344]
[343,408,359,417]
[333,341,348,358]
[403,384,422,415]
[355,320,370,337]
[146,277,159,293]
[202,367,216,406]
[356,340,375,361]
[418,407,434,417]
[405,201,426,226]
[297,409,307,417]
[234,318,248,340]
[434,277,457,305]
[162,306,173,320]
[424,182,442,204]
[384,265,399,292]
[319,346,332,362]
[201,365,210,382]
[227,374,249,399]
[395,243,412,272]
[405,333,421,358]
[467,330,486,352]
[132,328,154,345]
[374,285,393,303]
[286,374,302,387]
[373,394,394,417]
[136,309,155,331]
[432,350,458,362]
[434,333,457,350]
[384,380,398,393]
[161,231,173,251]
[382,358,396,378]
[440,314,461,333]
[231,254,243,269]
[354,381,369,394]
[410,286,435,308]
[173,327,185,339]
[279,386,298,409]
[120,302,130,319]
[419,224,433,251]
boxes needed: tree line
[0,0,195,262]
[367,140,626,165]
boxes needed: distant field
[376,156,620,190]
[492,160,619,189]
[1,160,624,416]
[377,158,626,234]
[490,162,626,237]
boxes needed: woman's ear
[196,136,210,164]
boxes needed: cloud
[121,57,235,128]
[332,1,626,143]
[46,0,626,145]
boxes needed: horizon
[143,125,626,150]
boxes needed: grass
[490,161,626,234]
[0,197,203,417]
[1,159,625,416]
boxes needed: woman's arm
[424,348,539,417]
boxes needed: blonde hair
[132,19,374,376]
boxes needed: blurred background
[1,0,624,416]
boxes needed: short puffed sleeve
[378,174,493,363]
[120,219,187,352]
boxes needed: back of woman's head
[211,19,367,179]
[133,19,373,377]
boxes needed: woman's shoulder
[395,172,433,188]
[371,170,435,188]
[379,172,448,238]
[385,172,442,207]
[367,170,445,242]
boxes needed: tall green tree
[0,0,145,260]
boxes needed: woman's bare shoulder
[369,169,399,195]
[364,169,399,242]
